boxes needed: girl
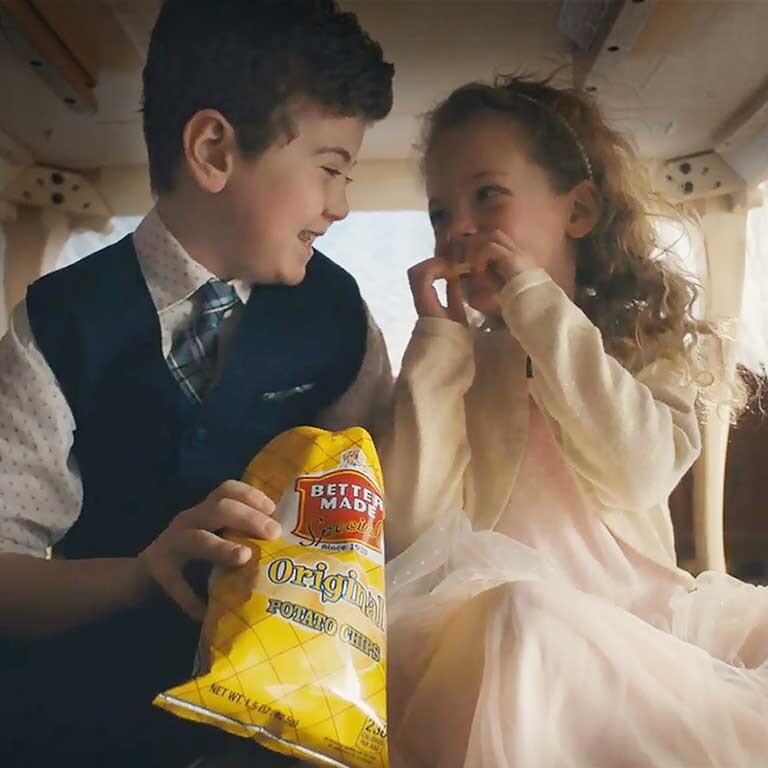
[381,75,768,767]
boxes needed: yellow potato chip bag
[154,426,388,767]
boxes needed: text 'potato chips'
[154,426,388,767]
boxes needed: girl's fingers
[482,242,520,283]
[464,238,521,284]
[486,228,519,252]
[412,284,447,319]
[408,257,455,285]
[445,278,467,325]
[408,258,460,319]
[436,238,472,278]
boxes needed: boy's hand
[139,480,279,620]
[407,257,467,325]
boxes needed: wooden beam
[102,0,159,63]
[715,78,768,154]
[0,126,35,165]
[0,0,97,113]
[716,79,768,189]
[560,0,658,91]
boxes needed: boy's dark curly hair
[142,0,394,193]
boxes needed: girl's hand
[461,230,538,287]
[407,257,467,325]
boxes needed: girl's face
[425,113,579,318]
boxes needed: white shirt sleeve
[0,301,82,557]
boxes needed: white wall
[316,210,434,372]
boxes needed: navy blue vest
[3,236,367,766]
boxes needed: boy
[0,1,394,765]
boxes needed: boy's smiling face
[223,104,366,285]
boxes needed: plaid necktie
[167,279,241,403]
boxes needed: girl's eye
[477,185,506,202]
[322,166,343,178]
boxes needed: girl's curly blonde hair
[421,73,747,419]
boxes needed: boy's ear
[182,109,236,194]
[565,180,602,239]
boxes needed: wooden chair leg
[692,414,730,573]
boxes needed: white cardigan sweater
[380,267,702,574]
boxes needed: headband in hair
[512,91,594,182]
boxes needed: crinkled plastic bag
[154,426,388,767]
